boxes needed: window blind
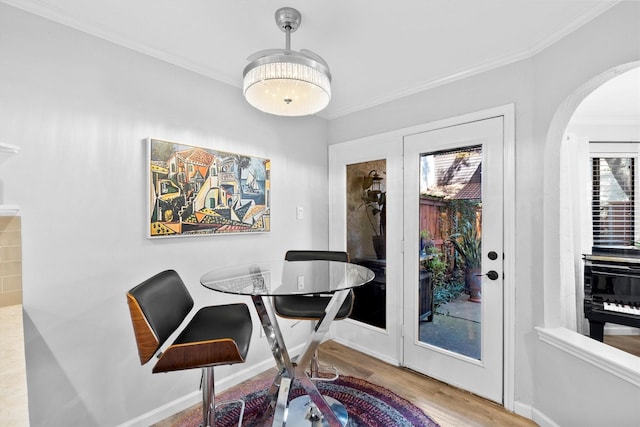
[592,157,635,246]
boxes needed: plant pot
[372,235,386,260]
[466,268,482,303]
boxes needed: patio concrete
[419,293,481,359]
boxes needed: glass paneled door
[403,117,504,403]
[329,138,403,364]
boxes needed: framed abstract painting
[147,138,271,238]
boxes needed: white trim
[330,104,516,410]
[535,327,640,387]
[331,336,401,367]
[502,104,516,411]
[0,0,238,87]
[323,53,532,119]
[117,342,306,427]
[0,1,618,120]
[328,133,404,364]
[117,389,200,427]
[531,406,562,427]
[334,104,515,145]
[525,1,620,58]
[0,205,20,216]
[322,3,619,120]
[513,400,534,421]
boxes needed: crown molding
[322,49,532,119]
[323,1,621,120]
[526,1,620,57]
[0,0,240,87]
[1,0,622,120]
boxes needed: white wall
[3,1,640,426]
[0,4,330,426]
[330,2,640,425]
[535,1,640,422]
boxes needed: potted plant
[420,230,435,257]
[448,220,482,302]
[361,170,386,259]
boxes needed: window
[590,143,639,247]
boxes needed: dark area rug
[172,375,440,426]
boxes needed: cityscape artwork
[148,138,270,238]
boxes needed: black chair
[274,250,354,379]
[126,269,253,427]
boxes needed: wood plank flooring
[3,301,639,427]
[156,340,537,427]
[318,341,536,427]
[604,334,640,357]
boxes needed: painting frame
[147,138,271,238]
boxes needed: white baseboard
[118,389,202,427]
[531,406,561,427]
[512,400,533,420]
[515,401,561,427]
[118,343,306,427]
[330,336,400,366]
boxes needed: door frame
[328,104,515,410]
[329,135,404,365]
[403,116,504,403]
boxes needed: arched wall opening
[544,61,640,335]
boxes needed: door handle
[486,270,499,280]
[476,270,500,280]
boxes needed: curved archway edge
[543,61,640,328]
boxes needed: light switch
[296,206,304,220]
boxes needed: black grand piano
[583,246,640,341]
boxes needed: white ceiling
[1,0,626,119]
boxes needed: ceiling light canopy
[243,7,332,117]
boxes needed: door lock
[486,270,499,280]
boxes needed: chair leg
[201,366,246,427]
[310,349,320,378]
[202,366,215,427]
[309,349,339,382]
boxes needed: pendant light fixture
[243,7,332,117]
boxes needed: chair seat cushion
[153,303,253,373]
[175,303,253,358]
[273,292,353,320]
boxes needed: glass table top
[200,260,375,296]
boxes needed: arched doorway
[550,63,640,353]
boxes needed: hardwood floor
[604,334,640,357]
[157,340,537,427]
[317,341,536,427]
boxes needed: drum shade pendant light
[243,7,331,116]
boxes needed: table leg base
[285,395,348,427]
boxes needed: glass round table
[201,260,374,427]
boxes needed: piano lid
[585,245,640,264]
